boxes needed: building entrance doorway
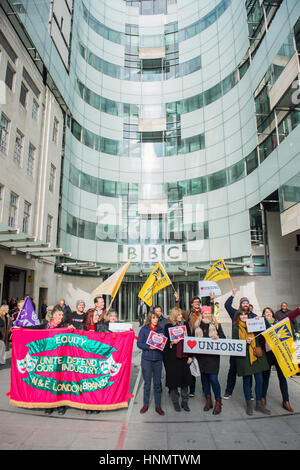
[2,266,26,305]
[109,280,199,322]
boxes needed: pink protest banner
[9,328,135,411]
[146,331,167,351]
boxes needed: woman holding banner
[232,309,270,416]
[261,306,300,413]
[164,307,193,412]
[194,306,225,415]
[137,311,165,416]
[18,304,71,416]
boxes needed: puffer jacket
[137,324,165,361]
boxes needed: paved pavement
[1,322,300,453]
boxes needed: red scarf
[150,325,157,332]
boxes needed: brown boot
[261,397,266,406]
[203,395,213,411]
[282,401,294,412]
[212,398,222,415]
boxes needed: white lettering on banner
[183,337,246,356]
[246,317,266,333]
[122,244,182,262]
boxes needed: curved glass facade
[12,0,300,275]
[55,0,300,272]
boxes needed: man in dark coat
[59,298,72,324]
[153,305,168,330]
[275,302,300,338]
[137,299,147,327]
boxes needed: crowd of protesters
[0,295,120,416]
[0,291,299,418]
[0,295,119,363]
[137,290,300,417]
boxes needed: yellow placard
[204,259,230,283]
[262,318,298,378]
[138,263,172,307]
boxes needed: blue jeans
[201,373,221,399]
[225,356,237,394]
[141,358,162,408]
[243,373,263,401]
[225,356,253,395]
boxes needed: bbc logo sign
[122,244,182,263]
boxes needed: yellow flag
[261,318,298,378]
[204,259,230,283]
[91,258,131,299]
[138,263,172,307]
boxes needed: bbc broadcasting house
[0,0,299,320]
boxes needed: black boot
[181,401,190,412]
[174,402,181,412]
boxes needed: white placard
[198,281,221,297]
[108,322,132,332]
[246,317,266,333]
[183,336,246,356]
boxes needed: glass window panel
[103,180,116,196]
[67,214,77,236]
[71,120,82,141]
[82,129,94,149]
[90,175,98,194]
[245,149,258,175]
[80,172,91,191]
[98,179,104,195]
[228,160,245,184]
[204,83,222,105]
[204,10,217,28]
[191,177,206,194]
[70,165,80,187]
[208,169,227,191]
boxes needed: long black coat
[164,322,193,389]
[195,322,226,374]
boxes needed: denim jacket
[137,325,165,362]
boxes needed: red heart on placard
[201,287,204,290]
[187,340,197,349]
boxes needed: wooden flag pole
[105,296,115,317]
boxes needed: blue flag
[14,297,40,327]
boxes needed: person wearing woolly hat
[223,288,256,400]
[239,297,250,307]
[174,291,215,397]
[193,305,226,415]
